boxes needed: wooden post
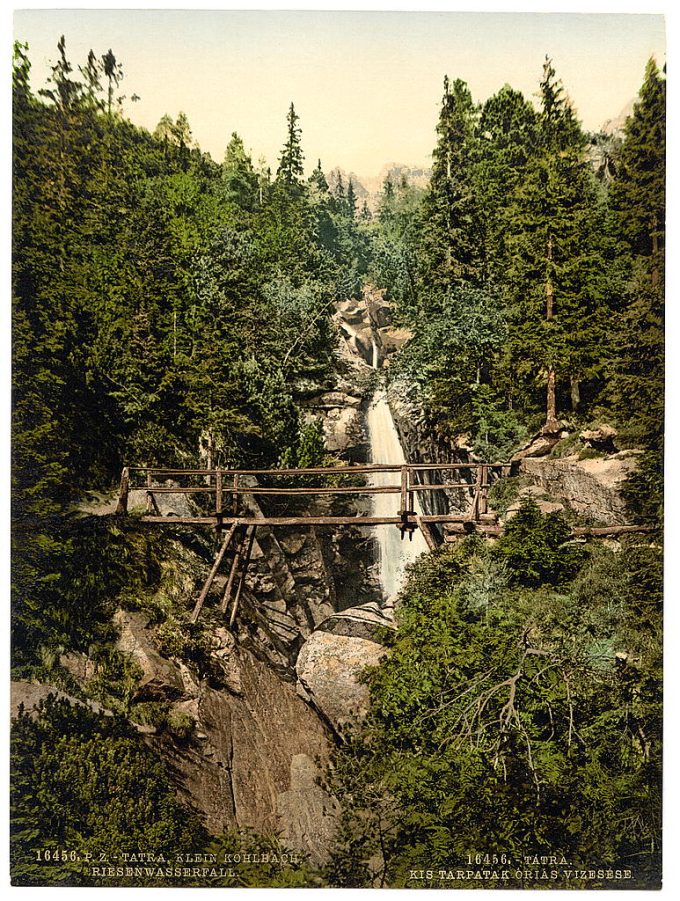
[220,527,248,615]
[115,467,130,515]
[400,466,408,516]
[215,469,223,517]
[479,464,489,515]
[229,526,256,628]
[190,524,237,623]
[232,473,240,516]
[145,470,161,515]
[417,516,437,552]
[472,466,483,521]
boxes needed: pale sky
[13,9,666,178]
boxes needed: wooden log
[232,473,240,516]
[220,527,249,615]
[479,464,489,515]
[140,513,476,527]
[471,466,483,520]
[400,466,409,516]
[115,467,130,515]
[146,471,155,513]
[229,526,257,628]
[136,486,217,493]
[190,524,237,623]
[570,524,655,538]
[215,470,223,516]
[222,485,403,496]
[417,516,438,551]
[410,482,475,492]
[127,462,499,476]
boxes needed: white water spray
[366,344,428,600]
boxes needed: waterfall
[366,361,429,600]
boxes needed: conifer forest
[11,32,664,889]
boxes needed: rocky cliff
[518,451,640,525]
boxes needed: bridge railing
[115,462,511,532]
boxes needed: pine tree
[418,76,482,287]
[502,58,609,426]
[609,58,665,497]
[222,132,258,210]
[611,58,665,284]
[276,102,304,190]
[476,84,539,285]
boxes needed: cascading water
[367,341,428,600]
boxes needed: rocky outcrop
[115,609,186,699]
[518,451,639,525]
[11,680,113,720]
[580,424,618,453]
[504,485,565,520]
[157,647,334,865]
[334,286,413,370]
[25,619,336,866]
[296,627,388,731]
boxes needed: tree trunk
[544,236,558,430]
[545,368,559,433]
[570,375,580,412]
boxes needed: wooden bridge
[115,461,508,534]
[115,461,508,623]
[113,462,652,624]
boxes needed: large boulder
[519,451,639,525]
[580,424,618,452]
[296,629,388,730]
[114,609,186,700]
[159,647,332,863]
[318,405,364,455]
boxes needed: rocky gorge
[11,289,642,867]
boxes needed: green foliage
[494,499,584,586]
[418,76,482,285]
[326,533,662,888]
[487,475,522,515]
[11,696,207,886]
[202,830,319,887]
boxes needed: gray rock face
[519,452,639,525]
[127,485,195,517]
[386,377,471,521]
[114,609,186,700]
[296,630,388,730]
[11,680,112,720]
[277,754,340,865]
[334,287,413,369]
[580,424,618,452]
[153,646,333,865]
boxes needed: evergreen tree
[476,84,539,284]
[276,102,304,190]
[610,59,665,276]
[608,59,665,521]
[222,132,259,210]
[418,76,482,287]
[502,58,610,425]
